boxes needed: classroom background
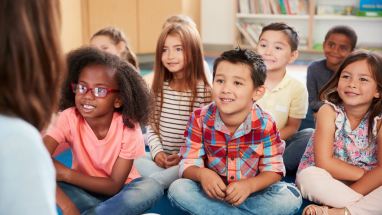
[60,0,382,75]
[56,0,382,214]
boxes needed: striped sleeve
[146,125,163,159]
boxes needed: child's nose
[348,79,358,88]
[167,50,175,59]
[264,47,272,55]
[83,89,95,99]
[222,84,231,93]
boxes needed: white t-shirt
[0,115,56,215]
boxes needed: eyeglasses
[71,83,119,98]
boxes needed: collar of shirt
[268,74,292,93]
[204,102,263,139]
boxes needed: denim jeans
[134,154,179,189]
[283,128,314,174]
[168,179,302,215]
[58,177,164,215]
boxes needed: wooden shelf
[237,14,309,20]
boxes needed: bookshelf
[235,0,382,52]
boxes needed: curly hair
[60,47,152,128]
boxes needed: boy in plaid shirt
[168,48,302,215]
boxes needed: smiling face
[90,35,123,57]
[161,34,185,79]
[75,64,121,123]
[337,59,380,111]
[323,33,353,72]
[213,61,264,124]
[257,30,298,73]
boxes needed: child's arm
[349,125,382,195]
[279,117,301,140]
[146,126,167,167]
[180,109,227,200]
[314,105,365,181]
[61,157,133,196]
[306,65,322,113]
[225,172,281,206]
[44,135,132,196]
[43,135,79,214]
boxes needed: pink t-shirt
[46,108,145,184]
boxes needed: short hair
[213,48,267,87]
[259,22,299,51]
[0,0,65,130]
[61,47,152,128]
[324,25,358,51]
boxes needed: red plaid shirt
[179,102,285,183]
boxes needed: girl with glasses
[43,47,163,215]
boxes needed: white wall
[201,0,234,45]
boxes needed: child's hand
[165,153,180,168]
[154,152,167,168]
[54,161,71,182]
[225,180,251,206]
[199,168,226,200]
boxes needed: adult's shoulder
[0,114,52,168]
[0,115,41,144]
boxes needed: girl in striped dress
[135,23,211,188]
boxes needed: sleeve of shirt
[307,64,323,113]
[45,110,72,152]
[258,119,286,176]
[179,111,206,177]
[119,123,145,160]
[289,80,308,119]
[146,125,163,159]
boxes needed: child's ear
[252,85,265,102]
[288,50,299,64]
[374,91,380,99]
[116,41,126,54]
[114,98,123,108]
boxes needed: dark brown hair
[151,23,210,133]
[320,50,382,137]
[259,22,299,51]
[91,26,139,69]
[0,0,65,130]
[213,48,267,88]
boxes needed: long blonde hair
[151,23,209,133]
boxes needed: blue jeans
[134,153,179,189]
[59,177,164,215]
[283,128,314,174]
[168,179,302,215]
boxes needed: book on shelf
[237,0,308,15]
[236,22,263,47]
[357,0,382,16]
